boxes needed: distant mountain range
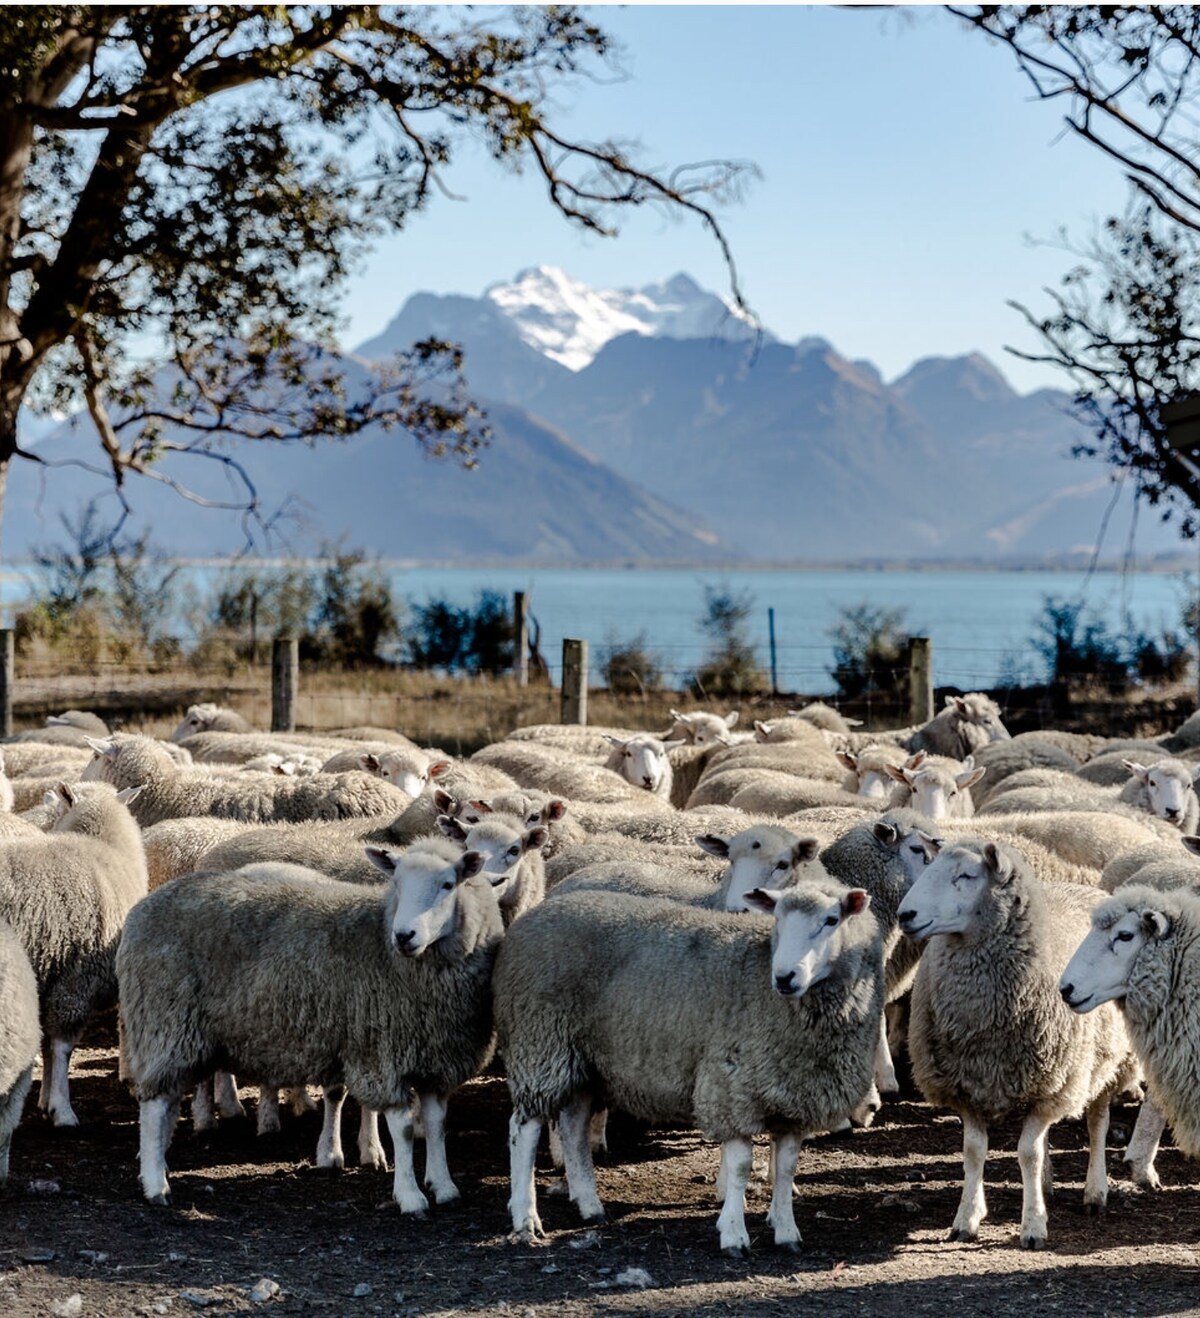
[5,266,1181,564]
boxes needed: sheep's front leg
[508,1112,545,1243]
[139,1095,181,1206]
[766,1133,802,1251]
[213,1070,245,1120]
[359,1107,387,1169]
[317,1086,346,1170]
[46,1037,79,1127]
[1125,1093,1166,1189]
[1017,1111,1054,1249]
[950,1112,989,1241]
[874,1013,899,1097]
[256,1086,281,1135]
[1083,1095,1111,1214]
[191,1076,217,1133]
[715,1136,753,1257]
[384,1105,428,1215]
[419,1091,459,1205]
[36,1039,51,1112]
[557,1093,604,1223]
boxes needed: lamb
[1119,758,1200,833]
[0,782,147,1127]
[899,838,1137,1248]
[554,826,824,912]
[170,702,255,740]
[885,755,986,819]
[0,916,39,1184]
[118,840,503,1209]
[904,693,1011,759]
[1062,881,1200,1176]
[496,879,884,1253]
[661,708,743,747]
[81,735,407,827]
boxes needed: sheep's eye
[526,813,540,825]
[508,847,521,860]
[824,914,838,927]
[775,859,789,871]
[1115,930,1135,943]
[624,751,632,758]
[751,841,761,850]
[441,881,455,892]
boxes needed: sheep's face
[464,821,548,899]
[169,704,218,742]
[81,737,119,783]
[892,763,985,819]
[666,709,738,748]
[1124,760,1196,827]
[697,826,819,911]
[607,735,680,792]
[948,695,1010,751]
[367,846,485,956]
[898,840,1011,940]
[1060,898,1170,1012]
[376,752,431,799]
[746,883,870,997]
[873,819,939,889]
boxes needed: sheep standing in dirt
[0,916,39,1182]
[496,879,884,1254]
[899,838,1136,1248]
[439,815,549,926]
[118,841,503,1209]
[1,783,147,1126]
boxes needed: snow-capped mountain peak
[482,265,758,371]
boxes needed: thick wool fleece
[0,915,39,1179]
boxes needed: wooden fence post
[561,638,588,725]
[0,629,13,738]
[514,591,529,688]
[768,607,778,696]
[272,637,298,732]
[908,636,933,727]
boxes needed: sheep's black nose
[774,971,796,994]
[394,928,417,951]
[1060,983,1074,1003]
[898,909,915,929]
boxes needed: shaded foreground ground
[3,1045,1200,1317]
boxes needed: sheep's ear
[467,798,494,815]
[885,764,912,785]
[457,850,486,882]
[943,695,957,709]
[544,799,567,821]
[662,739,687,752]
[668,709,687,724]
[844,717,864,727]
[953,697,970,716]
[905,751,927,769]
[873,821,900,847]
[982,843,1014,885]
[743,887,780,914]
[792,837,820,865]
[1182,834,1200,857]
[55,781,77,807]
[436,815,468,841]
[1142,908,1171,939]
[85,737,115,757]
[842,888,870,917]
[915,830,944,856]
[956,766,987,790]
[116,785,144,806]
[695,833,732,858]
[753,720,771,741]
[365,846,399,877]
[603,735,627,749]
[42,788,62,809]
[432,788,457,814]
[523,825,549,853]
[836,751,859,772]
[961,754,975,770]
[359,753,381,773]
[724,711,740,729]
[1123,760,1150,783]
[428,760,452,780]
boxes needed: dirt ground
[3,1044,1200,1318]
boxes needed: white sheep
[170,702,254,740]
[2,782,147,1126]
[899,838,1136,1248]
[786,702,863,735]
[118,841,503,1209]
[438,814,548,926]
[903,693,1011,759]
[0,915,39,1183]
[1119,758,1200,833]
[835,745,911,799]
[885,754,986,820]
[496,879,884,1253]
[663,709,745,747]
[471,740,651,805]
[602,733,683,800]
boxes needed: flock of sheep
[3,695,1200,1255]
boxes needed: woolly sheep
[752,716,829,746]
[471,741,650,806]
[496,880,884,1253]
[703,740,846,780]
[787,702,863,736]
[1101,840,1200,893]
[174,729,389,766]
[141,817,254,890]
[1076,746,1167,787]
[1,782,147,1126]
[1159,710,1200,755]
[438,815,548,926]
[119,841,503,1208]
[1,742,93,779]
[900,839,1136,1248]
[544,833,723,889]
[1119,758,1200,833]
[5,710,110,748]
[602,733,683,800]
[240,752,325,777]
[727,774,878,818]
[170,702,254,740]
[976,782,1118,817]
[320,747,448,797]
[82,735,407,827]
[663,708,744,747]
[970,738,1083,807]
[835,745,911,799]
[1061,883,1200,1182]
[885,755,986,819]
[327,726,421,748]
[0,916,38,1183]
[967,809,1164,874]
[904,693,1011,760]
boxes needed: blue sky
[340,5,1131,394]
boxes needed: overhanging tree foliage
[0,6,752,544]
[950,6,1200,534]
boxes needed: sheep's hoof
[508,1227,545,1247]
[579,1210,607,1226]
[775,1240,802,1255]
[429,1184,461,1206]
[879,1088,901,1102]
[1083,1198,1106,1218]
[1020,1232,1047,1251]
[947,1227,977,1243]
[721,1243,751,1259]
[147,1193,172,1208]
